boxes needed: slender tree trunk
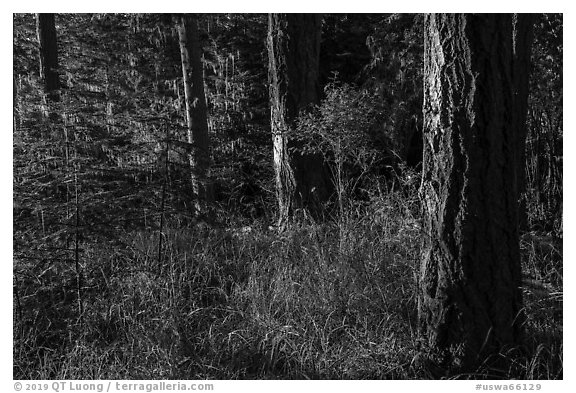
[418,14,524,373]
[513,14,535,231]
[13,76,19,131]
[175,14,213,218]
[36,13,60,121]
[267,13,331,228]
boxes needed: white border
[4,2,572,391]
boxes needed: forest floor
[13,186,563,380]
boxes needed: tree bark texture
[419,14,524,372]
[14,76,19,131]
[36,13,60,120]
[267,13,331,228]
[512,14,535,231]
[175,14,214,217]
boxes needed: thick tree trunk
[175,14,214,218]
[36,13,60,120]
[418,14,524,373]
[267,13,331,228]
[513,14,535,231]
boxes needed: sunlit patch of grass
[13,182,562,379]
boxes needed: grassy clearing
[13,186,562,379]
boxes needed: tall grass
[13,176,562,379]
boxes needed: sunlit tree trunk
[418,14,524,373]
[267,13,331,228]
[13,76,19,131]
[175,14,214,218]
[36,13,60,121]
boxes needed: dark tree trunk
[267,13,331,228]
[418,14,524,373]
[36,13,60,120]
[175,14,213,218]
[513,14,535,231]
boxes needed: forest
[13,13,562,379]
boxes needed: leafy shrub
[296,82,393,217]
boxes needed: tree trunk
[513,14,535,231]
[418,14,524,373]
[36,13,60,120]
[13,76,19,131]
[267,13,331,228]
[175,14,213,218]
